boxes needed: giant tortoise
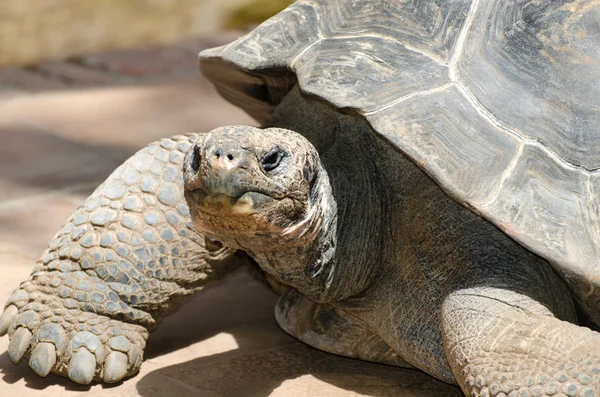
[2,1,600,396]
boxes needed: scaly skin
[443,287,600,397]
[0,134,248,384]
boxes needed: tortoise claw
[0,305,18,336]
[29,342,57,377]
[8,327,32,364]
[103,351,129,383]
[68,349,96,385]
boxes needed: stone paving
[0,36,462,397]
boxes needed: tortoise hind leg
[442,287,600,396]
[275,288,413,368]
[0,134,250,384]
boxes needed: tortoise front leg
[0,134,250,384]
[442,287,600,396]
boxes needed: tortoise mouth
[187,188,278,216]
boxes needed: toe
[15,310,40,329]
[8,327,32,364]
[109,335,131,352]
[103,351,128,383]
[29,342,57,377]
[0,305,18,336]
[68,349,96,385]
[37,323,67,352]
[129,343,142,369]
[71,331,101,352]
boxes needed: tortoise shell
[199,1,600,325]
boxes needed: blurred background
[0,0,295,159]
[0,2,462,396]
[0,0,293,66]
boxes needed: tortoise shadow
[137,338,462,397]
[136,271,462,397]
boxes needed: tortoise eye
[261,148,285,172]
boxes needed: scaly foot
[1,281,148,384]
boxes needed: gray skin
[3,1,600,396]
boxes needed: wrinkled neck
[250,145,383,304]
[248,164,342,302]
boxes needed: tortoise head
[183,126,328,252]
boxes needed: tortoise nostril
[191,144,201,172]
[209,147,244,169]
